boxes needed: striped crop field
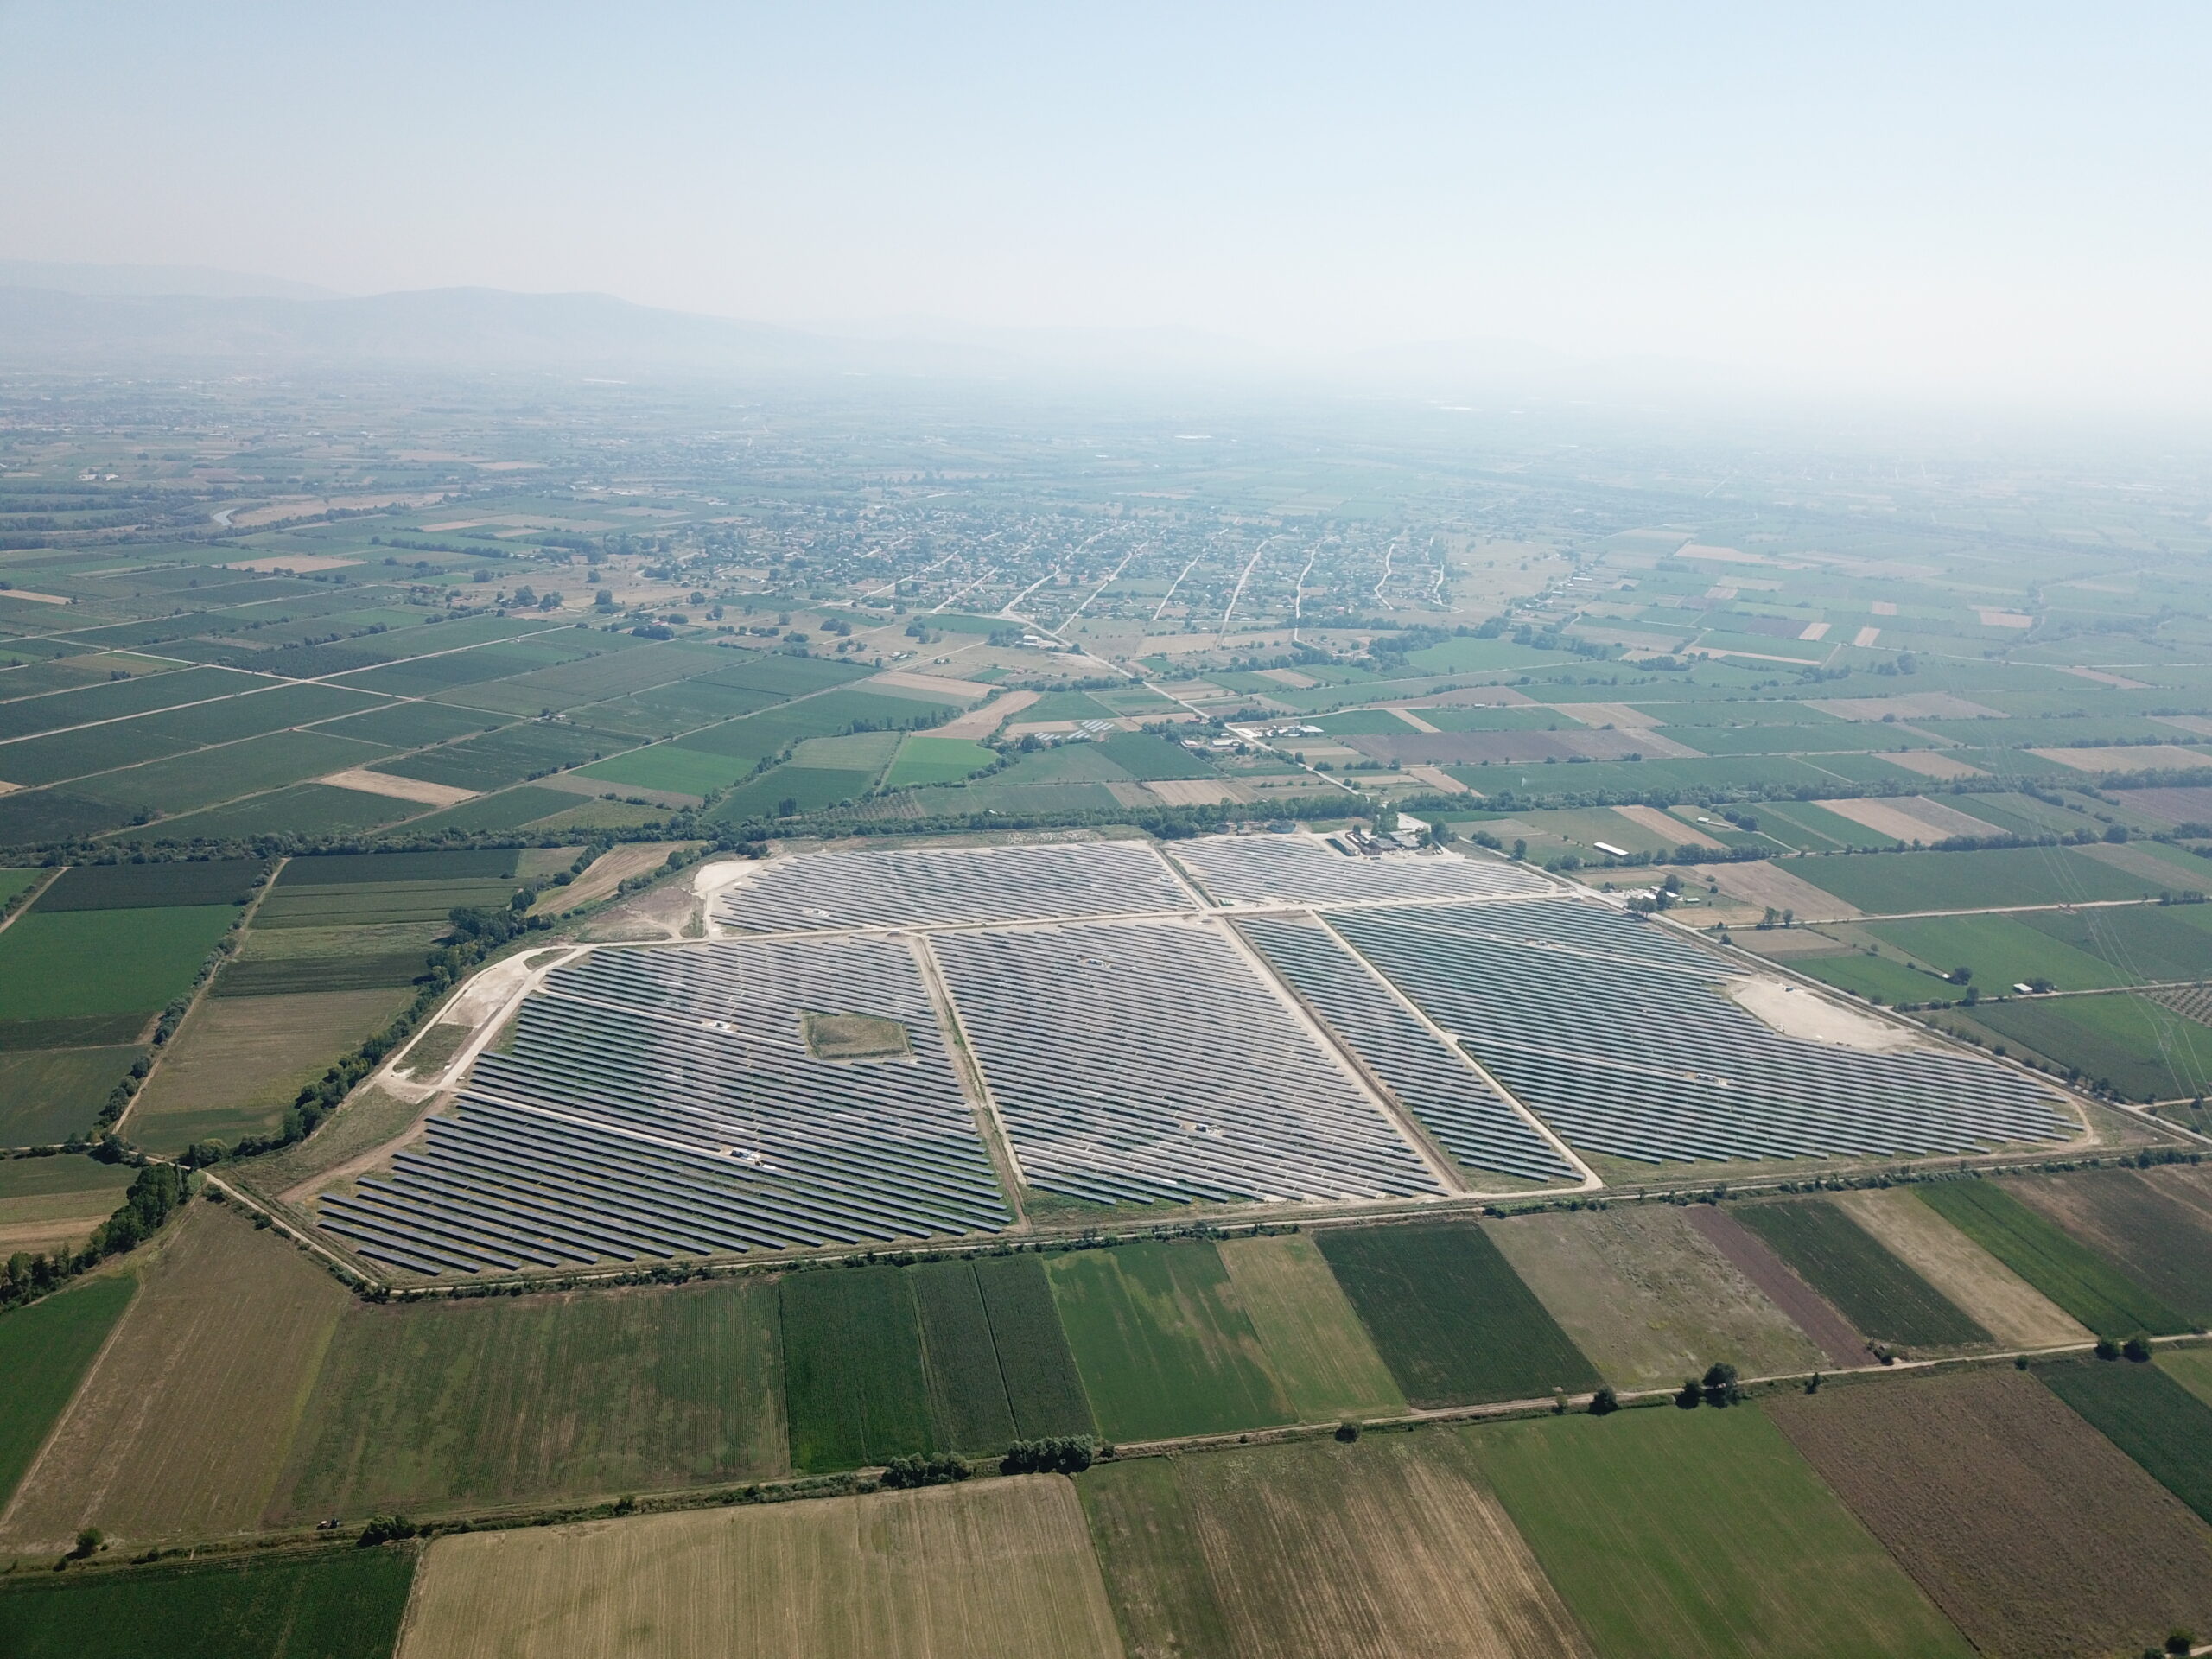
[1329,898,2075,1166]
[317,935,1010,1274]
[933,918,1443,1205]
[717,838,1194,931]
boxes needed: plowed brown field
[1768,1369,2212,1658]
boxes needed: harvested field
[1082,1433,1591,1659]
[318,765,476,806]
[270,1276,786,1524]
[2006,1167,2212,1325]
[2161,1348,2212,1409]
[0,1203,349,1551]
[1769,1368,2212,1659]
[1833,1187,2090,1349]
[1466,1404,1968,1659]
[1913,1179,2189,1337]
[1734,1199,1988,1350]
[128,988,413,1154]
[0,1272,136,1510]
[1816,794,2005,843]
[1486,1205,1825,1389]
[0,1545,416,1659]
[1681,1205,1866,1366]
[1314,1220,1601,1407]
[1046,1241,1292,1442]
[1215,1234,1404,1421]
[2039,1357,2212,1523]
[397,1475,1121,1659]
[1706,858,1864,919]
[531,840,690,913]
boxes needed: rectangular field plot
[1168,832,1549,907]
[0,1548,416,1659]
[318,937,1010,1274]
[1913,1179,2190,1337]
[1769,1369,2212,1659]
[1236,914,1577,1183]
[1330,899,2075,1166]
[397,1477,1122,1659]
[2004,1167,2212,1326]
[1080,1433,1591,1659]
[0,1273,137,1512]
[1733,1199,1990,1350]
[1465,1406,1972,1659]
[933,919,1442,1205]
[1315,1220,1600,1408]
[2038,1357,2212,1525]
[272,1276,786,1522]
[716,838,1194,932]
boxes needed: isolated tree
[1700,1363,1741,1408]
[2124,1335,2153,1362]
[1675,1377,1702,1409]
[1588,1385,1620,1416]
[1335,1420,1362,1442]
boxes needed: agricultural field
[779,1266,934,1473]
[1046,1241,1293,1441]
[1912,1179,2190,1337]
[1214,1234,1405,1421]
[2038,1357,2212,1523]
[271,1276,787,1523]
[1732,1200,1989,1350]
[0,1270,137,1510]
[1485,1205,1827,1389]
[1966,990,2212,1100]
[1769,1369,2212,1658]
[397,1476,1122,1659]
[0,1153,137,1258]
[1081,1432,1589,1659]
[1777,846,2165,915]
[0,1203,351,1553]
[1830,1187,2090,1349]
[1314,1221,1600,1408]
[1466,1405,1972,1659]
[2003,1167,2212,1326]
[0,1546,417,1659]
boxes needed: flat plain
[0,1203,349,1551]
[1213,1234,1405,1421]
[0,1270,137,1510]
[779,1267,935,1474]
[2004,1167,2212,1326]
[1733,1199,1989,1350]
[1485,1205,1826,1389]
[1832,1187,2090,1349]
[1769,1368,2212,1659]
[1464,1405,1972,1659]
[1913,1179,2189,1337]
[1046,1242,1293,1442]
[1317,1220,1602,1408]
[1081,1434,1592,1659]
[2037,1357,2212,1523]
[395,1475,1123,1659]
[0,1545,417,1659]
[270,1277,788,1524]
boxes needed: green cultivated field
[1915,1180,2189,1337]
[1967,991,2212,1100]
[34,858,264,910]
[77,729,392,817]
[1046,1241,1292,1441]
[0,1046,147,1144]
[2039,1358,2212,1523]
[574,741,747,796]
[1861,912,2129,992]
[883,734,996,787]
[1464,1407,1973,1659]
[912,1259,1019,1452]
[713,763,880,823]
[2008,1169,2212,1326]
[1736,1201,1989,1348]
[780,1266,934,1472]
[2018,899,2212,982]
[1790,950,1955,1005]
[1315,1221,1600,1407]
[0,906,235,1018]
[0,1272,137,1507]
[0,1546,416,1659]
[1216,1233,1405,1421]
[1782,846,2157,914]
[973,1254,1096,1440]
[273,1277,787,1522]
[2159,1348,2212,1410]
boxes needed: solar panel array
[716,839,1194,932]
[1329,900,2075,1166]
[318,937,1010,1274]
[1236,913,1580,1184]
[1169,834,1551,908]
[930,919,1446,1206]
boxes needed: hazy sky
[2,2,2206,404]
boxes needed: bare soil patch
[1144,778,1252,806]
[1682,1206,1866,1367]
[1611,804,1723,849]
[321,767,477,808]
[1724,975,1923,1052]
[1768,1368,2212,1659]
[2036,743,2210,773]
[930,689,1038,738]
[862,668,995,702]
[1706,861,1863,921]
[1805,694,2004,721]
[1818,795,2004,843]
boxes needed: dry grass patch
[1083,1435,1588,1659]
[1832,1188,2089,1350]
[1485,1205,1825,1389]
[0,1202,347,1551]
[531,842,696,915]
[1215,1235,1403,1421]
[397,1475,1120,1659]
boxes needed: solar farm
[321,834,2082,1274]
